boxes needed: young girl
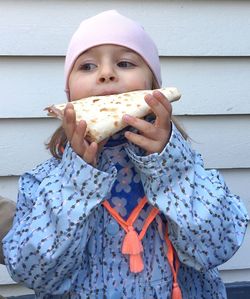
[3,10,249,299]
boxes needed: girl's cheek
[143,79,153,90]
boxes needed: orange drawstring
[121,226,144,272]
[165,223,182,299]
[103,197,182,298]
[103,196,158,273]
[60,144,181,298]
[122,226,143,255]
[172,282,182,299]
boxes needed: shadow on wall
[226,282,250,299]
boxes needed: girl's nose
[98,65,117,83]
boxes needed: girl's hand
[63,103,105,166]
[122,90,172,155]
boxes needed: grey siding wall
[0,0,249,296]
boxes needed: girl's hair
[151,77,188,141]
[47,79,188,159]
[46,126,67,159]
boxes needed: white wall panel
[1,57,250,118]
[219,224,250,270]
[0,118,59,176]
[0,1,250,56]
[0,265,16,285]
[0,0,249,292]
[176,115,250,169]
[0,176,19,202]
[220,170,250,215]
[163,58,250,116]
[0,281,34,296]
[1,116,249,176]
[0,57,65,118]
[220,268,250,283]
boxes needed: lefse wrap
[46,87,181,143]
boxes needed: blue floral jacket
[3,125,249,299]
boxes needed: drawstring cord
[59,144,181,298]
[103,196,158,273]
[103,197,182,299]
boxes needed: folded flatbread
[46,87,181,143]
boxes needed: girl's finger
[63,103,76,142]
[124,131,159,153]
[123,114,152,131]
[83,142,98,165]
[123,114,167,141]
[144,93,172,129]
[98,138,108,153]
[70,120,88,154]
[152,90,173,112]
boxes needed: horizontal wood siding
[0,0,249,295]
[0,1,250,56]
[1,57,250,118]
[0,116,249,176]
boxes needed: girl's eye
[79,63,97,71]
[117,61,135,68]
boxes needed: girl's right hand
[63,103,100,166]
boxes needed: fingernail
[123,114,132,122]
[146,96,157,105]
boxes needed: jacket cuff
[125,124,193,178]
[60,143,117,202]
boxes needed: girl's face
[68,45,153,101]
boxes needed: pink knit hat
[64,10,162,99]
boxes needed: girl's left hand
[122,90,172,155]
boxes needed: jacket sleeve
[0,196,16,264]
[3,143,116,294]
[125,124,249,271]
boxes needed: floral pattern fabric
[103,136,145,220]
